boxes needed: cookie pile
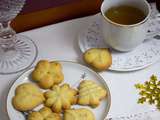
[12,60,107,120]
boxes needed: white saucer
[78,13,160,71]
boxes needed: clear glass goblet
[0,0,38,74]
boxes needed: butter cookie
[28,107,61,120]
[32,60,64,89]
[44,84,77,113]
[78,80,107,107]
[83,48,112,71]
[12,83,45,111]
[64,108,95,120]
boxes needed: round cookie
[83,48,112,71]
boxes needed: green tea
[105,5,146,25]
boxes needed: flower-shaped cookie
[32,60,64,89]
[64,108,95,120]
[44,84,77,113]
[28,107,61,120]
[12,83,45,111]
[78,80,107,107]
[83,48,112,71]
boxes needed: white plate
[7,61,111,120]
[78,13,160,72]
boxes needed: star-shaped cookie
[44,84,77,113]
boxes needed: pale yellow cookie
[64,108,95,120]
[78,80,107,108]
[12,83,45,111]
[44,84,77,113]
[28,107,61,120]
[32,60,64,89]
[83,48,112,71]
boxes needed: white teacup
[101,0,151,52]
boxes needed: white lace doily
[106,109,160,120]
[78,4,160,71]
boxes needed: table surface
[1,13,160,120]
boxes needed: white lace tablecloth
[0,3,160,120]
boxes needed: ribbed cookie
[64,108,95,120]
[44,84,77,113]
[78,80,107,107]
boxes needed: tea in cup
[101,0,151,52]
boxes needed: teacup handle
[145,13,160,40]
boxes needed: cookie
[12,83,45,111]
[28,107,61,120]
[78,80,107,107]
[32,60,64,89]
[44,84,77,113]
[64,108,95,120]
[83,48,112,71]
